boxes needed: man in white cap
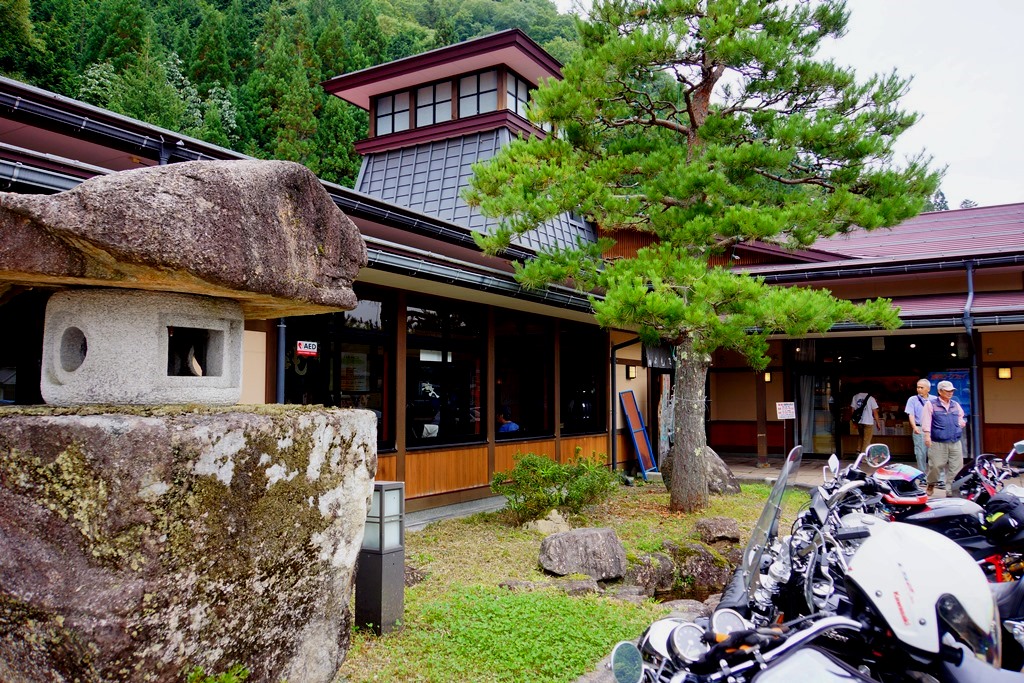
[921,380,967,497]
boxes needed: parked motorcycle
[952,440,1024,504]
[606,444,1010,682]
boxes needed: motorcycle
[952,440,1024,504]
[606,444,1009,682]
[829,445,1024,583]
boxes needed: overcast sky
[554,1,1023,208]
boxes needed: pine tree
[466,0,938,512]
[83,0,152,71]
[191,3,231,93]
[0,0,42,78]
[354,1,388,66]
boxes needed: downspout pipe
[276,318,286,404]
[963,262,981,457]
[611,336,641,472]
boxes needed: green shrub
[491,452,618,524]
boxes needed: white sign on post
[296,340,319,357]
[776,401,796,420]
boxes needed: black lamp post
[355,481,405,634]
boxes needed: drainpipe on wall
[276,318,287,404]
[610,337,641,472]
[963,261,981,457]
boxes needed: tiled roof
[887,291,1024,318]
[811,203,1024,260]
[356,129,597,252]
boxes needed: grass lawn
[335,482,808,683]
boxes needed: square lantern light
[999,367,1013,380]
[363,481,405,552]
[356,481,406,635]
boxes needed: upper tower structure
[323,29,595,252]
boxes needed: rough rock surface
[538,528,628,581]
[624,552,675,597]
[664,540,733,600]
[0,405,376,683]
[705,447,742,494]
[523,509,571,535]
[660,446,741,495]
[695,517,741,545]
[0,160,366,319]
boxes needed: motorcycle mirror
[1014,439,1024,455]
[609,641,644,683]
[828,454,839,476]
[863,444,891,468]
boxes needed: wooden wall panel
[377,454,397,482]
[561,435,610,464]
[983,424,1024,454]
[708,420,785,452]
[405,447,489,498]
[494,439,557,475]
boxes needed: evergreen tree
[107,45,189,129]
[431,15,456,48]
[25,0,85,93]
[224,0,256,85]
[245,30,318,163]
[0,0,42,79]
[466,0,938,512]
[83,0,152,71]
[924,189,949,212]
[190,2,231,92]
[314,10,351,79]
[354,1,388,65]
[311,95,367,186]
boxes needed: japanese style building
[2,29,1023,511]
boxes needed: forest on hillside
[1,0,579,186]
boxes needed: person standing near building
[904,379,934,473]
[850,389,880,453]
[921,380,967,497]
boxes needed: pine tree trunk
[669,336,710,512]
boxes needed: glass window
[506,74,530,118]
[458,70,498,118]
[375,92,410,136]
[406,298,486,445]
[560,323,608,434]
[284,287,396,449]
[495,312,554,439]
[416,82,452,127]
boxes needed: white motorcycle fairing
[845,521,994,654]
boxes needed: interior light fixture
[764,372,772,383]
[999,367,1013,380]
[626,365,637,380]
[909,343,916,349]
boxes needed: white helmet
[845,521,1000,665]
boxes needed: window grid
[458,70,498,118]
[416,82,453,127]
[375,92,410,136]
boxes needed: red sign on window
[296,341,318,357]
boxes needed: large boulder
[665,540,733,600]
[0,406,376,683]
[661,446,741,495]
[538,528,628,581]
[0,160,366,319]
[624,552,675,597]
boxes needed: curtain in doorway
[797,375,814,450]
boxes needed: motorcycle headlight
[936,593,1001,668]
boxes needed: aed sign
[776,401,796,420]
[296,341,319,357]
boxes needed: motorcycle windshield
[740,445,803,598]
